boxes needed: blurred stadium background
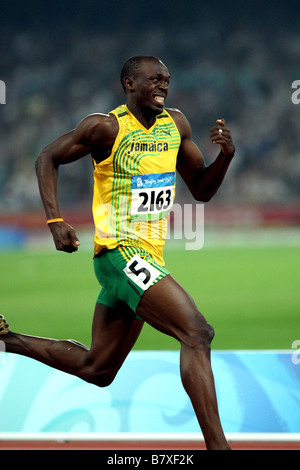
[0,0,299,351]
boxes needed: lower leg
[136,276,230,450]
[2,303,144,386]
[3,332,89,377]
[180,342,230,450]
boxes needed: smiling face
[124,58,170,121]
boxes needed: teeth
[155,96,164,104]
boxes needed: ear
[124,76,135,93]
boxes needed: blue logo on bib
[131,172,175,189]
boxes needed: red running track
[0,439,299,450]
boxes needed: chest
[115,123,179,176]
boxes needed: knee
[197,319,215,349]
[206,322,215,343]
[182,312,215,350]
[90,373,115,388]
[78,361,117,388]
[80,368,116,387]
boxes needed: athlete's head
[120,55,170,114]
[120,56,161,91]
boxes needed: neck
[126,103,158,130]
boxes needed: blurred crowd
[0,12,300,212]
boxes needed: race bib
[130,172,175,216]
[123,254,161,291]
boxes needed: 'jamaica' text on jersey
[129,140,169,153]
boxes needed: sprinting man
[0,55,235,450]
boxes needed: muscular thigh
[93,246,170,319]
[137,274,208,343]
[88,302,144,371]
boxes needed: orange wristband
[47,218,64,224]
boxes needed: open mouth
[154,95,165,105]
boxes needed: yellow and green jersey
[92,104,181,265]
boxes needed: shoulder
[165,108,192,139]
[74,112,119,147]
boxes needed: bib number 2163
[131,172,175,216]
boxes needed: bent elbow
[35,147,57,175]
[193,191,213,203]
[199,196,211,203]
[35,153,42,174]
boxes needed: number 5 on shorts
[123,254,160,291]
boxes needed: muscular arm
[35,113,118,252]
[170,109,235,202]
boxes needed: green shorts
[93,245,170,319]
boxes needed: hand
[210,119,235,156]
[49,222,80,253]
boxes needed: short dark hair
[120,55,160,92]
